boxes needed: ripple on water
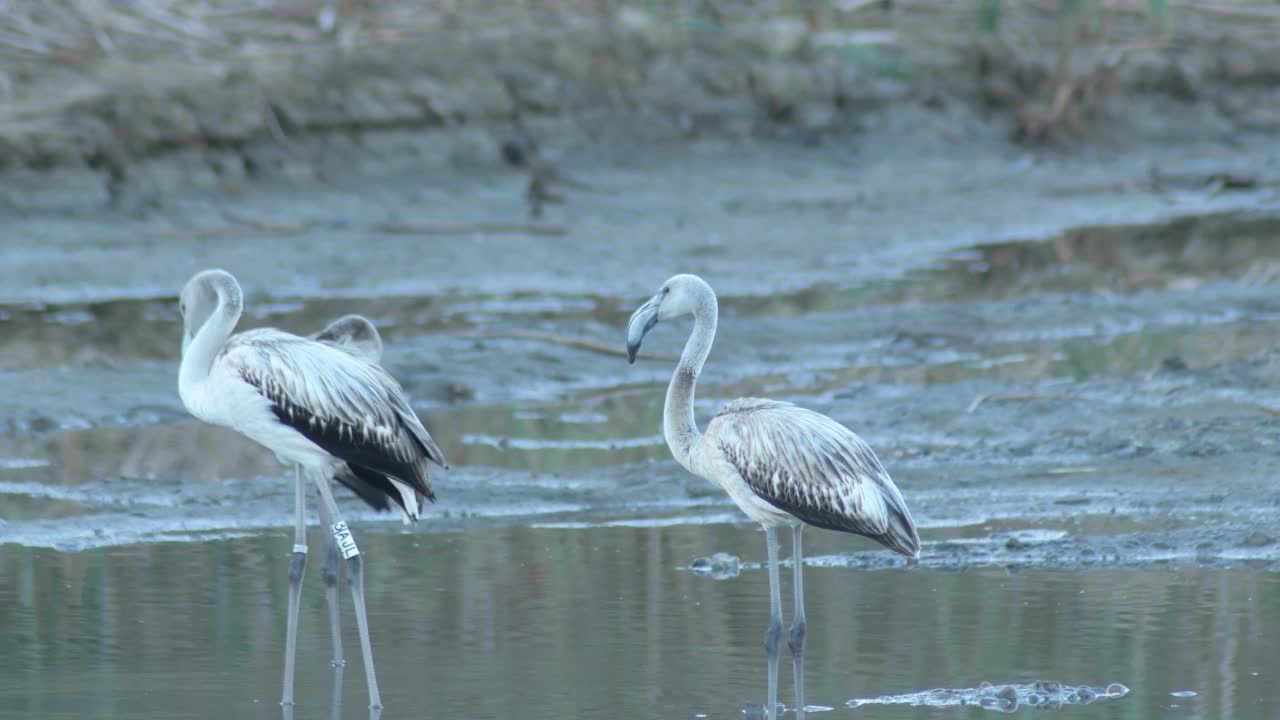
[0,457,49,469]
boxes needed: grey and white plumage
[180,287,445,520]
[177,268,445,710]
[310,314,384,363]
[228,327,444,519]
[625,273,919,720]
[707,398,918,554]
[625,274,918,554]
[306,314,422,515]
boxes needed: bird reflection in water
[743,650,806,720]
[279,665,383,720]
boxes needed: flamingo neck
[664,286,717,469]
[179,280,243,405]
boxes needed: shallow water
[1,524,1275,720]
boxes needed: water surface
[1,524,1274,720]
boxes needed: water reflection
[0,392,669,491]
[0,408,712,550]
[10,211,1277,374]
[6,316,1271,489]
[0,525,1275,719]
[279,666,379,720]
[892,212,1280,303]
[0,283,849,372]
[0,422,279,487]
[0,292,480,370]
[742,642,808,720]
[778,320,1280,389]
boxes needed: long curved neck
[664,287,717,469]
[179,281,243,397]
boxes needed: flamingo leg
[316,497,346,668]
[313,475,383,710]
[764,525,782,720]
[282,465,308,706]
[329,664,344,720]
[789,524,807,719]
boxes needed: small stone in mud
[1005,536,1028,550]
[1054,496,1090,506]
[444,382,475,404]
[1187,441,1226,457]
[1240,530,1275,547]
[1161,355,1189,372]
[500,138,533,167]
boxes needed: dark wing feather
[709,398,919,557]
[334,463,397,513]
[250,369,439,504]
[224,330,444,512]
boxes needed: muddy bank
[3,15,907,206]
[3,2,1279,214]
[2,136,1276,307]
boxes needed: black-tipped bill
[626,296,661,364]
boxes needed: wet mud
[2,171,1280,572]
